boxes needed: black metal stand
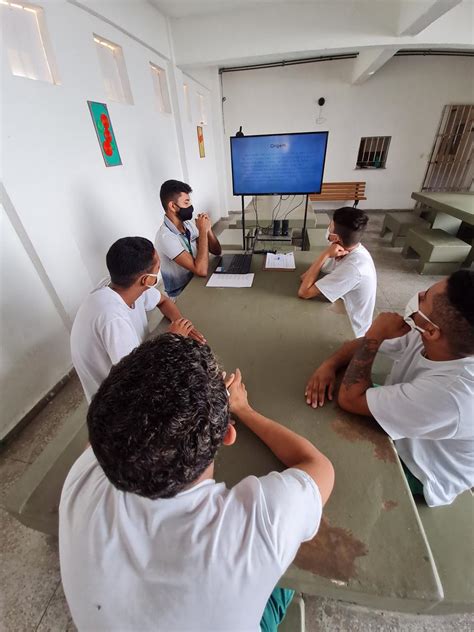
[301,194,309,251]
[241,195,246,250]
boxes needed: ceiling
[149,0,385,20]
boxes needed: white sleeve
[100,318,141,365]
[157,229,186,261]
[143,287,162,311]
[256,468,323,567]
[377,335,411,361]
[315,262,360,302]
[367,378,460,440]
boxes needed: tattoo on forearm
[342,338,380,389]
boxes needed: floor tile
[36,582,76,632]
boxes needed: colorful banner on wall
[87,101,122,167]
[197,125,205,158]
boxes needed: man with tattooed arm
[304,270,474,507]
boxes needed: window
[150,62,171,114]
[183,83,191,121]
[1,1,59,84]
[356,136,391,169]
[94,34,133,105]
[197,92,207,125]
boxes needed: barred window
[356,136,391,169]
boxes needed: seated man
[155,179,222,298]
[305,270,474,507]
[298,207,376,337]
[71,236,205,402]
[60,335,334,631]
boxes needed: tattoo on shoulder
[342,338,380,389]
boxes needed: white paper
[265,252,296,269]
[206,273,255,288]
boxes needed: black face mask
[177,204,194,222]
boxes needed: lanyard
[180,229,193,256]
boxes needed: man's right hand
[226,368,250,416]
[305,362,337,408]
[168,318,193,337]
[196,214,211,234]
[326,243,349,259]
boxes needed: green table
[4,252,444,613]
[411,192,474,234]
[174,251,443,612]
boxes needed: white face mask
[144,273,159,288]
[404,293,439,333]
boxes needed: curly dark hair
[432,270,474,358]
[87,334,229,499]
[333,207,369,247]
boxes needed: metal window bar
[357,136,391,168]
[421,104,473,192]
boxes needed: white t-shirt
[70,281,161,402]
[315,244,377,337]
[367,331,474,506]
[59,447,322,632]
[155,216,199,298]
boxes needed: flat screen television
[230,131,329,196]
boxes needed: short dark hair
[432,270,474,358]
[106,237,155,288]
[332,207,369,247]
[160,179,192,211]
[87,334,229,499]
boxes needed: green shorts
[260,588,295,632]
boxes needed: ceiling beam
[351,47,397,85]
[398,0,462,36]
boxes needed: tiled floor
[1,213,472,631]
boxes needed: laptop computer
[215,253,253,274]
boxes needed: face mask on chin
[404,293,439,334]
[177,204,194,222]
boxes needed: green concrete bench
[232,217,316,229]
[416,490,474,615]
[4,402,88,536]
[402,227,471,275]
[381,212,429,247]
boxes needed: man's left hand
[367,312,411,341]
[189,326,207,344]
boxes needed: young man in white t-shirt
[155,179,222,298]
[304,270,474,507]
[71,236,205,402]
[298,207,377,337]
[60,334,334,631]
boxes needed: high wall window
[94,34,133,105]
[356,136,391,169]
[197,92,208,125]
[183,83,192,121]
[1,1,59,84]
[150,62,171,114]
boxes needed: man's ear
[222,423,236,446]
[424,323,441,342]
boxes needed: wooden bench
[380,211,429,247]
[402,227,471,275]
[310,182,367,207]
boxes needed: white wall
[222,55,474,211]
[170,1,474,67]
[0,0,224,439]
